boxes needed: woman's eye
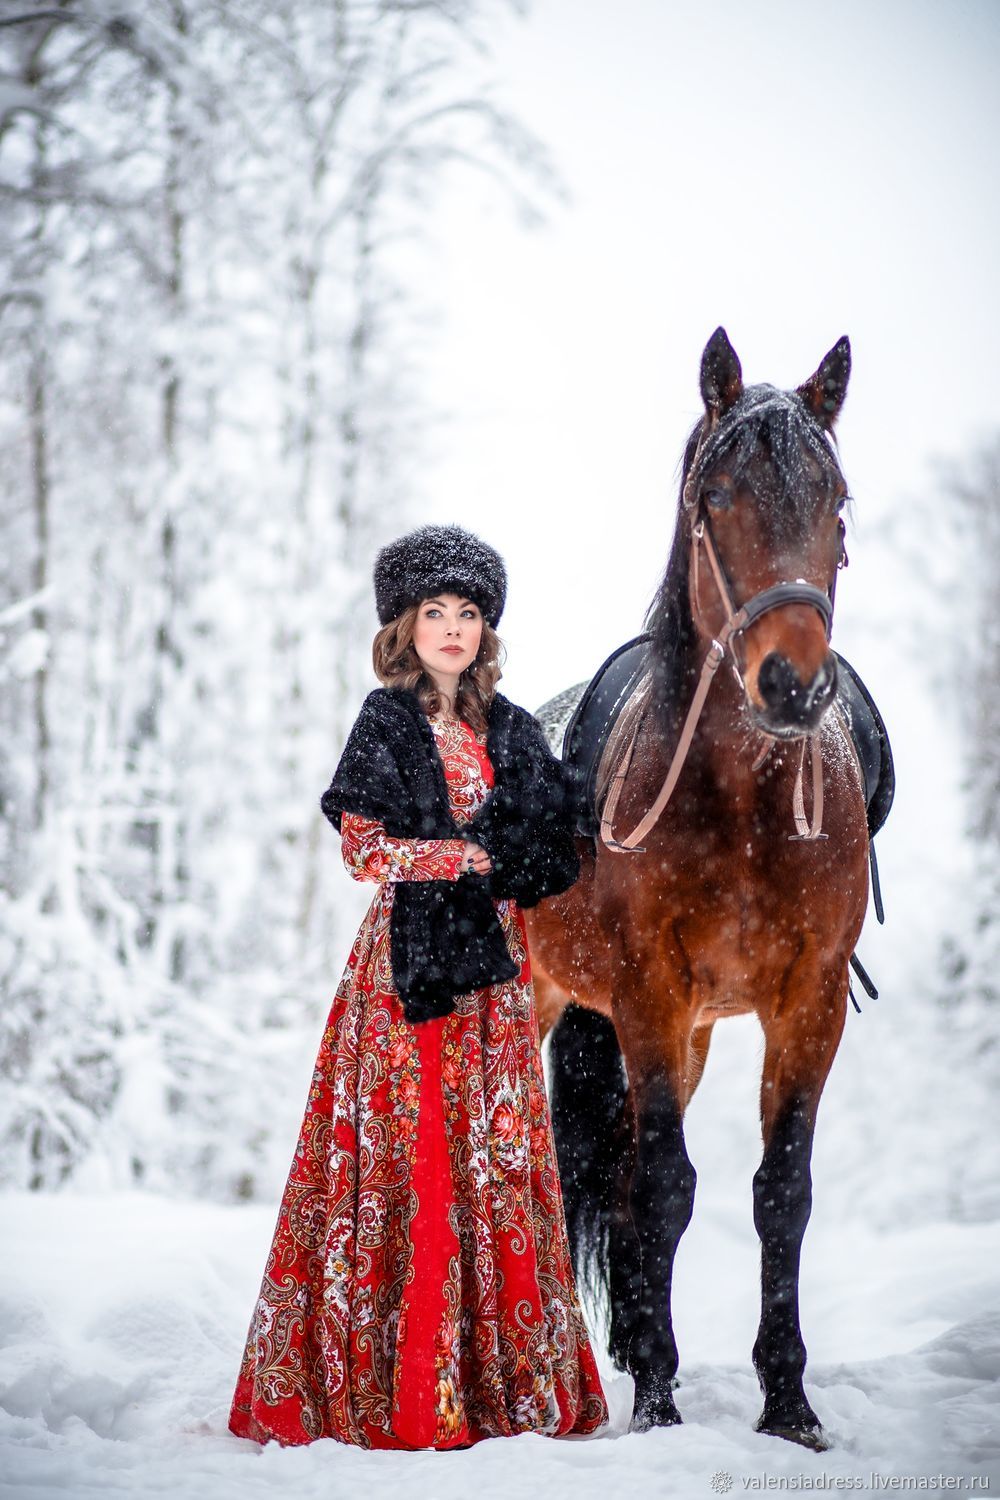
[424,608,441,617]
[704,488,732,511]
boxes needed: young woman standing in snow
[229,525,607,1450]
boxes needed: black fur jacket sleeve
[319,687,579,1024]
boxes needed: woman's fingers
[463,840,492,874]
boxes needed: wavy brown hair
[372,602,504,734]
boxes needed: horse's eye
[703,488,732,512]
[834,494,849,514]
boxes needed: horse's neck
[647,630,763,798]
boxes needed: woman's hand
[462,840,493,875]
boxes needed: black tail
[549,1003,639,1368]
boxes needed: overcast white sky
[413,0,1000,716]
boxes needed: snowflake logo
[709,1473,734,1495]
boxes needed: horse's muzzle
[753,651,839,736]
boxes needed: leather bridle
[691,505,836,648]
[599,489,849,854]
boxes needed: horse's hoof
[756,1414,829,1452]
[630,1389,682,1432]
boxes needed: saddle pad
[833,652,895,838]
[559,634,894,841]
[561,635,653,837]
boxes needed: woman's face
[412,593,483,691]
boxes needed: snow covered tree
[0,0,547,1195]
[940,435,1000,1039]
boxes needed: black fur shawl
[320,687,580,1023]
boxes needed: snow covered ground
[3,1010,997,1500]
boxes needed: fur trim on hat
[373,524,507,627]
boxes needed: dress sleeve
[340,812,468,884]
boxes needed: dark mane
[643,427,701,710]
[643,384,846,718]
[687,384,844,513]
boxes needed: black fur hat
[373,524,507,628]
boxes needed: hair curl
[371,602,504,734]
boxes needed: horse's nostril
[758,653,838,722]
[807,656,839,712]
[758,653,799,710]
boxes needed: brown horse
[526,328,870,1450]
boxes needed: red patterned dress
[229,714,608,1449]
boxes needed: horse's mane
[643,384,846,720]
[643,427,701,700]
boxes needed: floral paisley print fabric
[229,715,607,1449]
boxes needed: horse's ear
[797,336,851,429]
[700,326,743,423]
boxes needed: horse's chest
[642,746,864,961]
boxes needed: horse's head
[680,327,850,739]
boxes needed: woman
[229,524,608,1450]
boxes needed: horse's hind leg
[533,966,571,1044]
[547,1005,640,1371]
[616,1005,697,1432]
[686,1023,715,1104]
[752,977,847,1451]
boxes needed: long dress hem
[228,716,607,1450]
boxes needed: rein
[600,506,840,854]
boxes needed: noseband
[691,508,834,653]
[599,493,847,854]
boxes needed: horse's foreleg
[617,1019,697,1432]
[753,978,846,1450]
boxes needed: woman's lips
[440,646,464,655]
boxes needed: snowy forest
[1,0,998,1495]
[0,0,548,1199]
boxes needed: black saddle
[561,632,895,847]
